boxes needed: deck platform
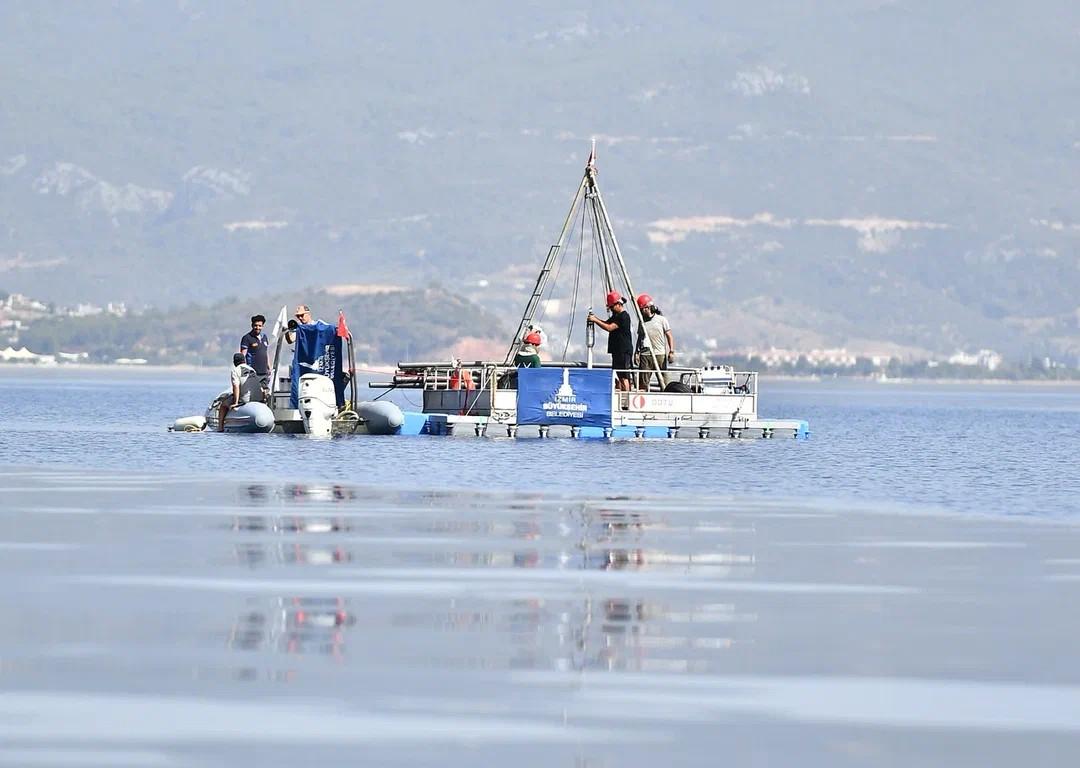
[409,413,809,439]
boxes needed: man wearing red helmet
[587,291,634,391]
[634,293,675,390]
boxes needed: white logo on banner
[541,369,590,419]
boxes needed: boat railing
[372,362,757,396]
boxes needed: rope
[371,386,396,402]
[462,365,498,417]
[728,375,752,433]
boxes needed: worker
[635,293,675,390]
[587,290,633,391]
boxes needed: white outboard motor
[299,373,337,437]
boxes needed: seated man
[515,327,543,368]
[217,352,264,432]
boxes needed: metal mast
[505,142,661,375]
[586,152,663,375]
[503,168,590,365]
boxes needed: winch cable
[590,197,616,294]
[562,200,588,361]
[588,206,596,303]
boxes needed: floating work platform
[409,412,809,440]
[367,151,811,444]
[371,363,810,440]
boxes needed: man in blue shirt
[239,315,270,384]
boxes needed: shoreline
[0,362,398,375]
[0,362,1077,386]
[761,373,1080,386]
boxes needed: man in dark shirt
[240,314,270,384]
[587,291,634,391]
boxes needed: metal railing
[372,362,757,396]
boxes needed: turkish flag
[336,310,351,339]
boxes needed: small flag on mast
[336,309,351,339]
[269,305,288,341]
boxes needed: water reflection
[228,597,356,658]
[232,542,352,568]
[219,486,758,677]
[242,483,358,505]
[230,516,352,534]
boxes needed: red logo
[631,395,646,410]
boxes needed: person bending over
[217,352,263,432]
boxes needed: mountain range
[1,1,1077,361]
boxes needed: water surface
[1,369,1079,765]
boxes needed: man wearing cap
[285,304,312,345]
[587,291,634,392]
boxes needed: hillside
[1,1,1077,362]
[15,286,507,366]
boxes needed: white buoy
[170,415,206,432]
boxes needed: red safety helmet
[523,330,541,346]
[636,293,653,309]
[605,290,623,308]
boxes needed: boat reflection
[228,597,356,658]
[232,542,352,568]
[220,495,757,675]
[242,483,358,505]
[230,516,352,534]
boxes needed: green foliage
[15,288,506,365]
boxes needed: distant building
[947,349,1002,371]
[0,346,56,365]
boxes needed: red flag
[336,310,351,339]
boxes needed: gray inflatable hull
[356,401,405,435]
[206,401,275,434]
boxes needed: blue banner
[516,367,613,428]
[290,321,346,408]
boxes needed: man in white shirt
[634,294,675,390]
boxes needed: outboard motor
[299,373,337,437]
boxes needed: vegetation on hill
[17,287,506,366]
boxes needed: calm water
[2,368,1080,766]
[0,368,1078,517]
